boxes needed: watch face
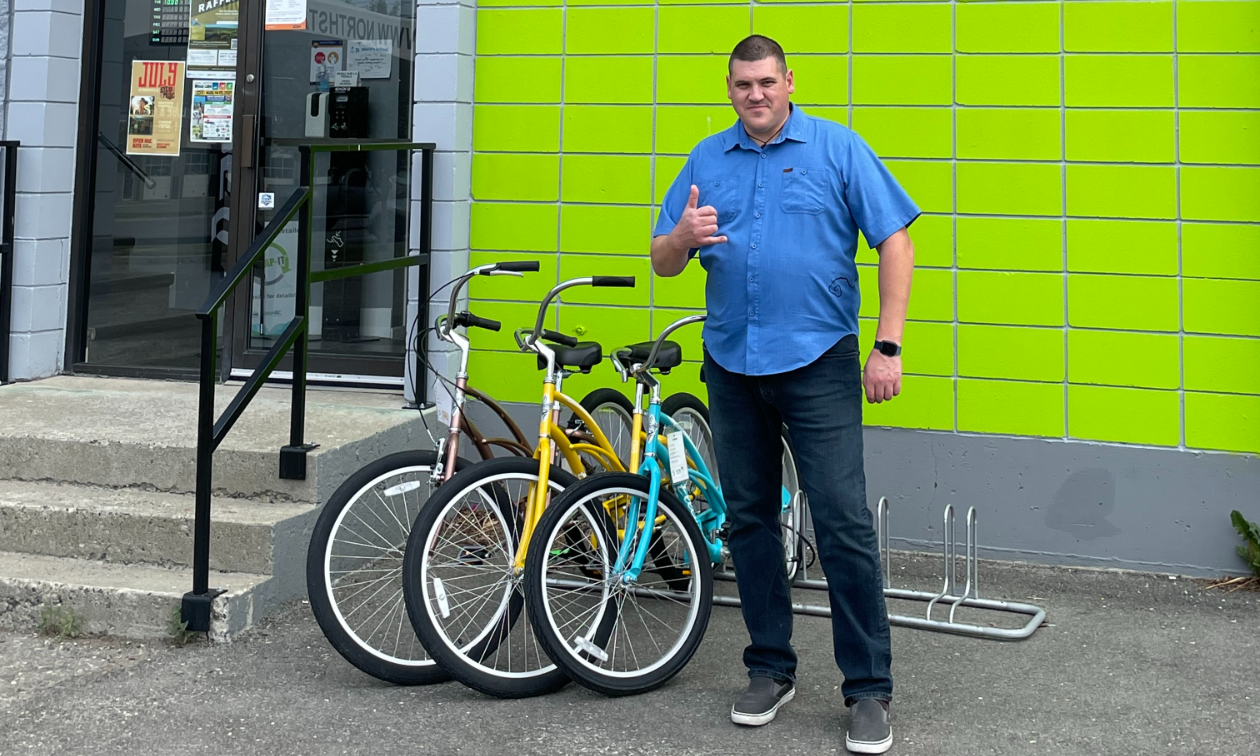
[878,341,899,356]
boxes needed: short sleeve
[843,132,921,249]
[653,157,694,246]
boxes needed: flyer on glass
[309,39,343,86]
[346,39,391,79]
[265,0,306,30]
[189,0,239,69]
[190,79,234,143]
[127,60,185,156]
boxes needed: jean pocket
[780,167,830,214]
[698,175,741,225]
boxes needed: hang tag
[431,378,454,427]
[666,429,690,490]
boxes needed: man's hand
[863,350,901,404]
[670,185,728,249]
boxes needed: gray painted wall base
[468,401,1257,578]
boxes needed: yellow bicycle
[400,275,645,698]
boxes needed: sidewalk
[1,558,1257,756]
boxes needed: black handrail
[181,141,434,632]
[0,142,20,385]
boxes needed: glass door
[76,0,239,372]
[228,0,416,381]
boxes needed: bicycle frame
[612,373,726,583]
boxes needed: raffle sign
[188,0,239,68]
[127,61,185,156]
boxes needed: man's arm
[651,185,727,278]
[863,227,914,404]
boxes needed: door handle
[240,115,255,168]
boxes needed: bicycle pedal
[457,545,490,565]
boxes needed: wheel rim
[539,487,705,679]
[780,442,802,576]
[419,471,565,679]
[324,464,437,667]
[579,402,634,473]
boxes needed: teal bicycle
[522,315,804,696]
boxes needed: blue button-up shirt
[654,106,920,376]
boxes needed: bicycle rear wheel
[524,472,713,697]
[402,456,576,698]
[306,450,470,685]
[570,388,635,474]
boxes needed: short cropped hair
[729,35,788,74]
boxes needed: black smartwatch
[873,340,902,357]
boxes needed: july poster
[127,60,185,156]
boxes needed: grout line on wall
[1059,0,1069,442]
[950,0,959,433]
[554,0,568,334]
[1173,0,1187,451]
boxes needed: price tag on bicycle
[665,428,690,490]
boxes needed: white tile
[8,56,80,102]
[418,150,471,202]
[411,102,472,152]
[428,249,470,295]
[6,102,79,147]
[413,5,464,55]
[12,0,82,13]
[428,200,470,252]
[16,147,76,193]
[6,329,64,380]
[9,284,66,333]
[14,192,73,240]
[414,54,459,102]
[11,239,68,286]
[11,10,83,59]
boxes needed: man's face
[727,57,794,137]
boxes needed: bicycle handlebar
[526,276,637,348]
[440,261,537,340]
[540,329,578,347]
[592,276,635,287]
[487,261,540,274]
[455,311,502,332]
[638,313,707,374]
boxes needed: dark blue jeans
[704,335,893,705]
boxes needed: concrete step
[0,551,274,640]
[0,480,316,575]
[0,376,437,504]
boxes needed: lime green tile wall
[467,0,1260,454]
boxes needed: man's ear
[786,69,795,95]
[726,74,734,101]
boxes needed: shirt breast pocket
[698,175,741,225]
[780,167,831,215]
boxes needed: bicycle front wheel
[306,450,469,685]
[524,472,713,697]
[402,456,576,698]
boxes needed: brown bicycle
[305,260,636,684]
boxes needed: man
[651,35,917,754]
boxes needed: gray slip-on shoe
[845,698,892,754]
[730,677,796,726]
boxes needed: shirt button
[758,183,763,188]
[751,243,757,249]
[755,213,761,219]
[760,154,767,160]
[749,310,755,316]
[748,276,754,282]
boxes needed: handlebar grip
[455,311,502,332]
[591,276,636,288]
[540,329,578,348]
[495,261,540,273]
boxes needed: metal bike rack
[713,497,1048,641]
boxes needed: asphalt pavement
[1,555,1257,756]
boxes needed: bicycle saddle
[619,340,683,373]
[538,341,604,373]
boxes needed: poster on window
[309,39,343,86]
[254,220,300,336]
[190,79,234,143]
[127,61,185,156]
[188,0,238,68]
[265,0,306,30]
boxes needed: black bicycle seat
[538,341,604,373]
[619,340,683,372]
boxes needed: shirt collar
[722,104,809,152]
